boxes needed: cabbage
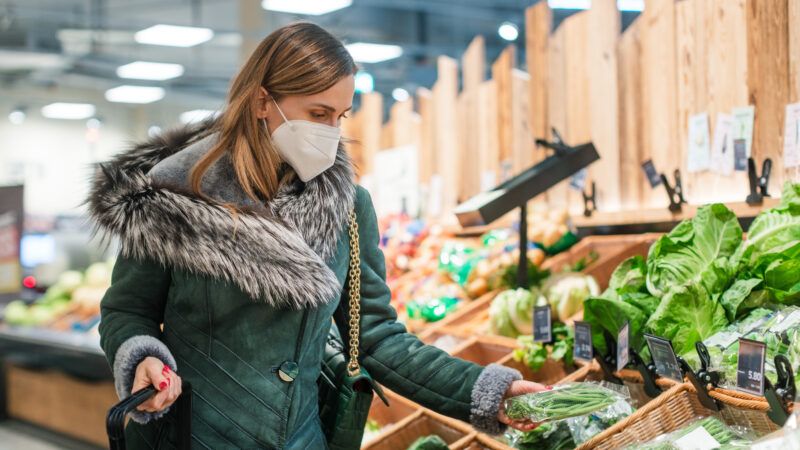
[85,262,113,287]
[55,270,83,295]
[543,273,599,322]
[3,300,30,325]
[490,292,519,337]
[490,288,543,338]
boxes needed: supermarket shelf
[572,198,779,237]
[0,326,109,380]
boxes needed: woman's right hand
[132,356,183,413]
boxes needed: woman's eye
[311,112,326,119]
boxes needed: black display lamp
[454,130,600,288]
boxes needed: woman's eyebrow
[309,103,352,113]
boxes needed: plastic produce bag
[504,421,575,450]
[751,411,800,450]
[566,384,635,444]
[623,416,754,450]
[504,382,632,423]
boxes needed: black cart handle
[106,382,192,450]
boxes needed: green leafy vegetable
[406,435,449,450]
[512,323,574,371]
[543,273,600,322]
[506,422,575,450]
[490,288,546,338]
[719,278,764,321]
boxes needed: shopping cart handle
[106,383,192,450]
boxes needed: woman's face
[259,74,355,134]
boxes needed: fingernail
[159,381,168,390]
[162,366,171,374]
[545,385,553,390]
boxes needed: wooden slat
[587,0,621,211]
[492,46,516,179]
[462,36,485,92]
[640,0,678,208]
[564,12,591,145]
[525,1,551,141]
[478,79,500,190]
[791,0,800,103]
[417,88,434,185]
[511,69,534,176]
[747,0,790,193]
[617,19,645,210]
[547,21,569,209]
[433,56,460,212]
[359,91,383,176]
[390,99,414,148]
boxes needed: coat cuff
[112,335,177,424]
[469,363,521,435]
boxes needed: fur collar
[87,121,356,309]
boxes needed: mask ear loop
[271,97,294,130]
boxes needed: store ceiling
[0,0,536,109]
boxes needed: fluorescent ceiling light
[9,110,25,125]
[354,72,374,93]
[117,61,185,80]
[498,22,519,42]
[392,88,409,102]
[261,0,351,15]
[547,0,591,9]
[180,109,219,124]
[41,102,96,120]
[135,24,214,47]
[617,0,644,11]
[148,125,162,137]
[105,85,165,104]
[345,42,403,64]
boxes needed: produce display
[2,260,114,333]
[504,382,628,423]
[624,416,753,449]
[583,182,800,362]
[405,434,448,450]
[505,422,575,450]
[512,323,574,372]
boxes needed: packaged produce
[406,434,449,450]
[623,416,754,449]
[751,410,800,449]
[505,421,575,450]
[504,382,631,423]
[405,296,460,323]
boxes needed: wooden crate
[451,432,513,450]
[367,389,421,430]
[362,409,472,450]
[6,363,118,447]
[419,328,470,354]
[450,336,517,366]
[541,235,645,278]
[497,353,575,386]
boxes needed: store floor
[0,420,104,450]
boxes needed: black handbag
[317,209,388,450]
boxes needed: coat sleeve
[333,187,521,435]
[98,254,177,424]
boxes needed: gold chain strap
[346,209,362,377]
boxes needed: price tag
[688,113,711,173]
[736,338,766,396]
[574,321,593,362]
[784,103,800,168]
[533,305,552,343]
[711,114,734,175]
[641,160,661,188]
[645,334,683,382]
[569,168,588,191]
[616,322,630,372]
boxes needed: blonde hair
[191,22,356,203]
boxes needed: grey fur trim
[113,335,178,424]
[86,122,356,308]
[470,363,522,435]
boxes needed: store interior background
[2,0,800,449]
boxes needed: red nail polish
[163,366,170,374]
[545,385,554,390]
[159,381,168,390]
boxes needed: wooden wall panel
[525,1,551,141]
[747,0,790,192]
[460,36,485,200]
[511,69,534,176]
[492,46,516,178]
[417,88,435,185]
[563,12,591,145]
[587,0,621,211]
[463,37,485,92]
[389,99,414,148]
[617,20,645,209]
[547,22,569,210]
[433,56,460,212]
[478,79,500,190]
[359,92,383,176]
[640,0,678,208]
[791,0,800,103]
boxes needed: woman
[89,22,544,449]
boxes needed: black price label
[734,139,747,172]
[641,160,662,188]
[645,334,683,382]
[569,168,588,191]
[574,321,593,362]
[617,322,630,372]
[533,305,552,343]
[736,338,766,396]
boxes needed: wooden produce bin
[420,328,469,353]
[497,352,575,386]
[362,409,473,450]
[450,432,513,450]
[450,336,517,366]
[6,362,118,447]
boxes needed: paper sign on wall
[711,114,734,175]
[732,106,755,171]
[688,113,711,173]
[784,103,800,169]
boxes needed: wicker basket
[704,387,787,435]
[576,382,716,450]
[362,409,473,450]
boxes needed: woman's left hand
[497,380,549,432]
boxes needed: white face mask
[266,98,341,182]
